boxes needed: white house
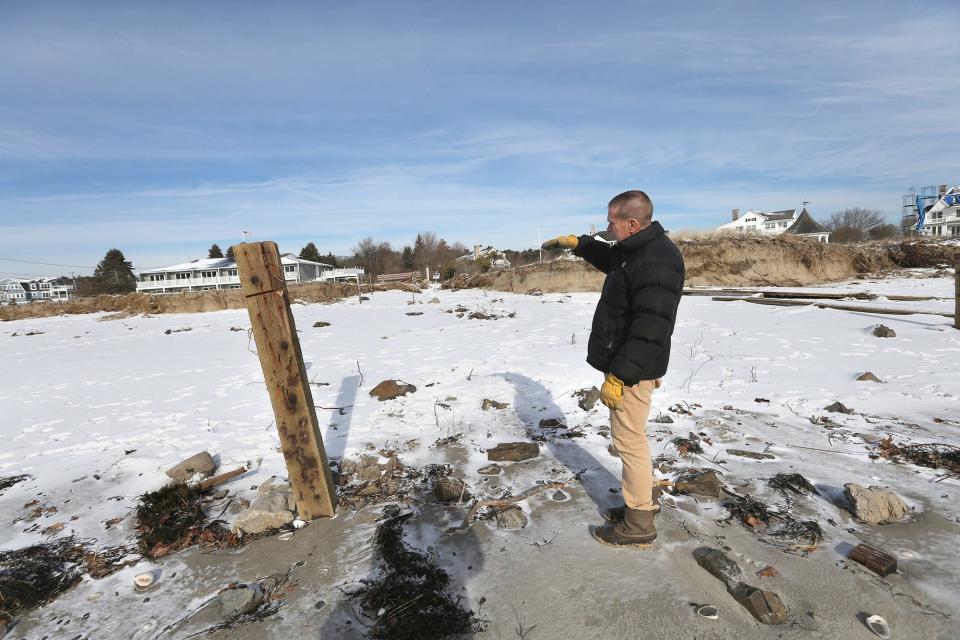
[0,278,28,304]
[455,244,511,269]
[15,278,75,302]
[918,186,960,237]
[716,207,830,243]
[136,254,363,294]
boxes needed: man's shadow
[500,372,622,516]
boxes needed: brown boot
[602,485,662,522]
[591,507,657,548]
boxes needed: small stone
[477,464,502,475]
[551,491,567,502]
[823,401,854,414]
[650,414,674,424]
[165,452,216,483]
[843,483,908,524]
[694,547,744,590]
[856,371,882,383]
[872,325,896,338]
[727,449,775,460]
[313,321,331,328]
[218,584,264,619]
[574,387,601,411]
[538,418,564,428]
[314,600,327,610]
[405,312,423,316]
[675,469,723,498]
[607,443,620,458]
[434,477,470,503]
[369,380,417,400]
[729,583,788,625]
[487,442,540,462]
[495,506,528,529]
[428,297,440,303]
[481,399,509,411]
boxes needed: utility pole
[538,226,542,263]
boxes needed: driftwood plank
[849,543,897,576]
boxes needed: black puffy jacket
[573,221,685,385]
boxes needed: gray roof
[784,210,829,235]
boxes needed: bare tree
[353,237,392,277]
[823,208,887,243]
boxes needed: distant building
[13,277,75,302]
[0,278,27,304]
[135,254,360,294]
[716,207,830,243]
[903,185,960,237]
[455,245,511,269]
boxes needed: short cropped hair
[609,190,653,222]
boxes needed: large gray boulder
[231,478,296,534]
[844,483,908,524]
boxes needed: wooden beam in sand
[233,241,336,519]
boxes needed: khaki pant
[610,379,661,511]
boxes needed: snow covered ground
[1,270,958,639]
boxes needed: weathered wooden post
[233,241,336,519]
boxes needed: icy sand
[1,271,958,639]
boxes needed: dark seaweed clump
[349,505,485,639]
[0,475,30,494]
[0,539,83,627]
[723,494,823,550]
[879,439,960,476]
[136,484,236,558]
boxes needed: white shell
[293,519,306,529]
[134,573,154,590]
[696,605,719,620]
[277,531,295,541]
[865,614,890,639]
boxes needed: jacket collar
[616,221,664,254]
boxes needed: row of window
[145,269,242,282]
[927,225,960,236]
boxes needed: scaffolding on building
[902,185,948,234]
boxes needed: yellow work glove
[541,235,579,250]
[600,373,625,411]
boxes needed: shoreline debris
[694,547,788,625]
[446,482,565,534]
[849,543,898,577]
[878,438,960,476]
[723,493,822,551]
[349,505,485,639]
[136,484,238,559]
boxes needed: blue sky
[1,1,958,276]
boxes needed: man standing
[542,190,684,548]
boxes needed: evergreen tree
[299,242,322,263]
[319,252,339,268]
[226,245,235,259]
[208,244,224,258]
[401,245,415,270]
[93,249,136,294]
